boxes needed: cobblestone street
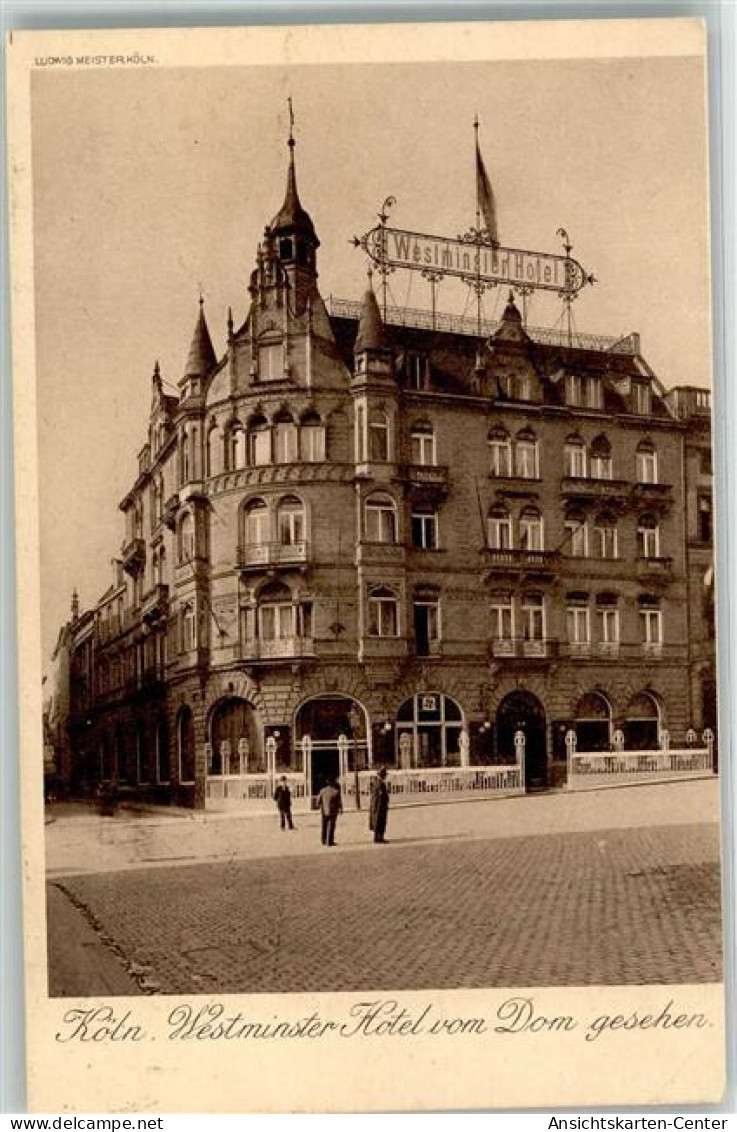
[46,781,722,995]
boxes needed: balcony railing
[560,477,632,503]
[490,638,558,659]
[632,482,673,506]
[636,556,674,580]
[121,537,145,575]
[236,541,309,570]
[241,637,314,661]
[402,464,449,493]
[327,296,639,354]
[483,548,559,574]
[355,542,406,565]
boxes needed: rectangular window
[369,418,390,462]
[567,606,590,645]
[699,494,712,542]
[521,599,544,641]
[519,516,544,551]
[489,439,512,478]
[637,524,660,558]
[640,608,663,649]
[636,450,658,484]
[566,520,588,557]
[487,516,512,550]
[411,510,438,550]
[594,524,618,559]
[586,379,603,410]
[597,608,620,645]
[414,601,440,656]
[368,597,399,637]
[365,504,396,543]
[411,430,436,466]
[274,424,297,464]
[490,599,514,640]
[302,426,326,462]
[249,429,271,466]
[260,603,294,641]
[566,374,583,406]
[260,343,283,382]
[516,442,538,479]
[633,383,652,415]
[565,445,587,478]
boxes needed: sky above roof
[30,51,711,662]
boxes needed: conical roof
[184,298,217,377]
[355,280,388,352]
[269,141,318,244]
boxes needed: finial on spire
[287,96,295,150]
[71,588,80,620]
[153,359,160,378]
[227,306,234,335]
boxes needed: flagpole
[474,115,482,336]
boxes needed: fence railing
[342,765,524,803]
[567,747,713,790]
[206,771,308,804]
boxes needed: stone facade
[57,137,716,807]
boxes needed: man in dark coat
[369,767,389,843]
[273,776,294,830]
[318,778,342,846]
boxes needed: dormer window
[278,237,293,260]
[406,354,429,390]
[633,382,652,415]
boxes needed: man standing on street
[318,777,342,846]
[369,766,390,843]
[273,775,294,830]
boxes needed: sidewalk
[46,776,719,879]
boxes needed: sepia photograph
[8,17,725,1111]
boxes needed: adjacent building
[52,133,716,808]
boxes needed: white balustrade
[342,765,524,803]
[567,747,713,790]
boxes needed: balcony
[490,638,558,660]
[355,542,405,566]
[236,541,309,571]
[632,482,674,511]
[121,537,145,575]
[403,464,449,500]
[483,548,559,579]
[241,637,314,662]
[560,477,632,507]
[636,556,674,583]
[141,583,170,624]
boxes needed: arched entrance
[294,695,370,797]
[574,692,612,752]
[209,697,263,775]
[395,693,464,768]
[623,692,660,750]
[496,690,547,790]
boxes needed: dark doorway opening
[496,690,548,790]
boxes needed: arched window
[228,421,246,470]
[365,493,397,543]
[206,422,222,477]
[637,514,660,558]
[248,415,270,467]
[277,496,305,546]
[574,692,612,752]
[258,581,294,641]
[590,435,612,480]
[636,440,658,484]
[411,421,436,467]
[300,411,326,462]
[243,498,269,546]
[488,428,512,478]
[177,706,195,784]
[624,691,660,750]
[273,412,298,464]
[515,430,538,479]
[178,512,195,564]
[593,513,617,559]
[519,507,544,551]
[564,435,587,479]
[487,505,512,550]
[180,426,191,485]
[367,586,399,637]
[564,508,588,557]
[368,410,390,462]
[153,545,166,584]
[395,693,464,769]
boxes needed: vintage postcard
[7,17,724,1112]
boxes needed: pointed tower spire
[355,271,389,353]
[269,101,318,244]
[184,295,217,378]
